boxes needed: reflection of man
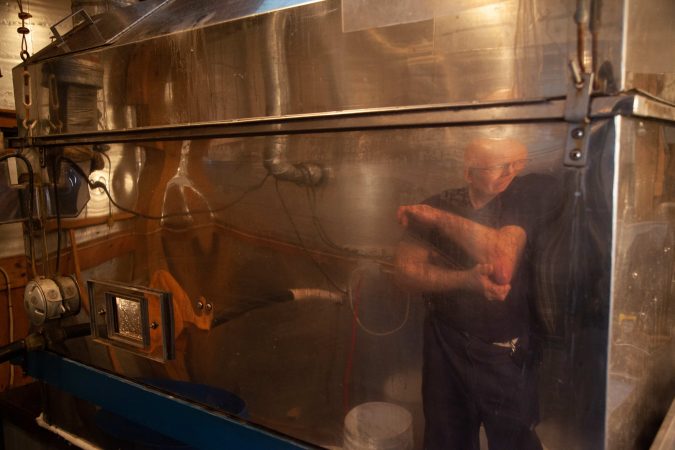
[396,138,554,450]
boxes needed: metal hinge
[564,60,594,167]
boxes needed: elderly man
[396,137,555,450]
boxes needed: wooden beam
[0,109,17,129]
[60,231,137,273]
[44,212,136,232]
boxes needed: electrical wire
[39,202,51,277]
[0,152,36,276]
[64,153,410,338]
[279,166,411,335]
[275,179,347,295]
[343,276,360,415]
[58,156,270,221]
[297,164,378,260]
[99,150,113,220]
[51,157,63,275]
[49,149,112,275]
[348,269,411,338]
[70,146,114,220]
[0,267,13,387]
[276,176,410,336]
[62,152,408,337]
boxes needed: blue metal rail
[24,350,312,450]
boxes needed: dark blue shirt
[411,173,559,342]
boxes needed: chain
[21,69,36,134]
[16,1,32,62]
[16,1,37,134]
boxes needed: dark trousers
[422,316,542,450]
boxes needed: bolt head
[569,150,583,161]
[571,128,585,139]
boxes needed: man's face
[464,138,529,199]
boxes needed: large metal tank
[5,1,675,449]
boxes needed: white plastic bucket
[343,402,413,450]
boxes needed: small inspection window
[105,292,149,348]
[88,280,175,361]
[114,296,143,340]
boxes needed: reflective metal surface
[15,0,581,137]
[43,122,616,449]
[13,0,674,141]
[5,1,675,449]
[608,119,675,450]
[0,0,71,110]
[10,98,569,147]
[29,0,171,61]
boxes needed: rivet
[571,128,584,139]
[569,150,582,161]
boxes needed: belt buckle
[493,337,519,354]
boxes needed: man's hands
[465,264,511,302]
[394,240,512,302]
[396,203,525,301]
[397,204,440,228]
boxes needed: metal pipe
[263,135,323,186]
[574,0,589,73]
[260,14,323,186]
[36,413,103,450]
[0,323,90,364]
[590,0,602,88]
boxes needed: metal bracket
[38,147,46,168]
[564,123,591,167]
[564,70,594,167]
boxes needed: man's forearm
[430,211,526,284]
[395,257,469,293]
[394,240,511,301]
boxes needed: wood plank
[62,232,137,272]
[44,212,136,232]
[0,254,33,391]
[0,109,17,129]
[0,286,32,391]
[0,255,29,289]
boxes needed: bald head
[464,138,528,170]
[462,138,529,207]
